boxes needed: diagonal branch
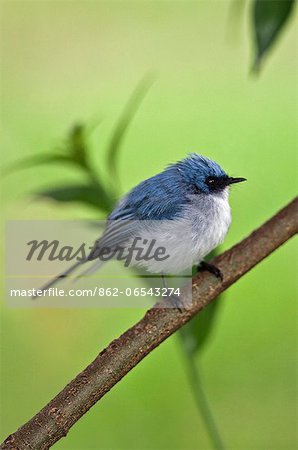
[1,197,297,450]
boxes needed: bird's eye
[205,177,216,186]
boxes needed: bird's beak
[227,177,247,185]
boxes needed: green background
[1,1,297,449]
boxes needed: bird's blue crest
[174,153,227,193]
[110,153,228,222]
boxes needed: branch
[2,197,297,450]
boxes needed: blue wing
[37,164,191,290]
[89,165,190,256]
[109,166,189,221]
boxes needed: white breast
[189,191,231,264]
[128,190,231,274]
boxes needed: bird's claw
[165,294,184,311]
[198,261,223,281]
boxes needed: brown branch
[1,197,297,450]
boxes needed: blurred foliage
[180,301,221,354]
[5,76,154,211]
[106,74,155,190]
[180,252,222,355]
[7,78,226,448]
[4,3,296,448]
[5,123,114,213]
[252,0,296,71]
[7,79,222,355]
[6,0,295,362]
[180,253,224,448]
[7,78,226,447]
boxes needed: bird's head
[177,153,246,195]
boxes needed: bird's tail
[33,258,106,299]
[73,259,104,280]
[33,260,83,299]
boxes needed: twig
[1,197,297,450]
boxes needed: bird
[36,153,246,295]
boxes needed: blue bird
[38,153,246,293]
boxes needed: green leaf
[35,184,113,212]
[2,154,74,175]
[3,123,92,176]
[180,250,223,355]
[252,0,295,72]
[180,300,222,355]
[106,74,154,185]
[66,123,89,168]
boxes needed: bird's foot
[197,261,223,281]
[161,274,184,311]
[165,293,184,312]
